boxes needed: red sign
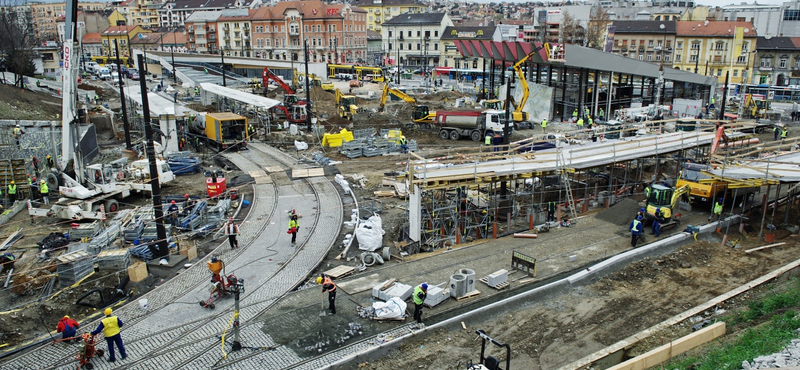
[326,8,339,16]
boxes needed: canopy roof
[199,83,281,109]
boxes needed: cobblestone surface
[0,146,342,370]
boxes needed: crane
[508,43,550,123]
[378,83,435,123]
[335,88,359,120]
[262,67,301,107]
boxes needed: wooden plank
[607,322,726,370]
[745,242,787,254]
[455,289,481,301]
[513,233,538,238]
[307,168,325,177]
[323,265,355,279]
[373,190,396,197]
[379,278,396,291]
[264,166,283,173]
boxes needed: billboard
[604,25,616,53]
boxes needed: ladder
[557,151,578,221]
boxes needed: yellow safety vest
[484,135,491,145]
[631,220,641,232]
[541,119,547,128]
[101,316,121,337]
[7,184,15,195]
[713,203,722,215]
[288,219,298,229]
[577,119,584,127]
[40,183,48,194]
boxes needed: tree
[0,0,37,88]
[560,10,585,46]
[585,6,612,50]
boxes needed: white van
[97,67,111,80]
[85,62,99,74]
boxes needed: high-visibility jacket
[572,110,578,117]
[226,223,239,235]
[7,184,15,195]
[630,220,642,233]
[599,109,604,118]
[713,202,723,215]
[100,316,121,337]
[782,129,788,138]
[547,201,556,212]
[288,219,298,229]
[541,119,547,128]
[40,183,48,194]
[484,135,491,145]
[588,118,593,126]
[413,285,426,305]
[13,127,21,136]
[577,119,584,127]
[321,276,336,293]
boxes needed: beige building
[439,26,493,69]
[350,0,426,33]
[30,1,106,41]
[673,20,756,85]
[608,20,676,65]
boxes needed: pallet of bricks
[96,249,131,271]
[56,250,93,287]
[69,221,101,241]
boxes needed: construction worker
[572,109,578,122]
[167,200,179,226]
[781,126,788,141]
[31,156,40,177]
[317,274,336,315]
[774,125,781,141]
[7,181,16,203]
[577,117,584,128]
[484,133,492,146]
[412,283,428,325]
[541,118,547,133]
[183,193,191,209]
[91,308,127,363]
[598,108,604,120]
[194,86,200,96]
[585,107,590,118]
[56,315,80,341]
[587,116,593,128]
[40,179,49,205]
[13,124,22,148]
[288,214,299,244]
[709,198,723,222]
[46,154,55,170]
[547,201,557,222]
[652,207,663,237]
[226,217,239,249]
[637,207,646,220]
[630,215,644,248]
[400,136,408,153]
[492,134,501,152]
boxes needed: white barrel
[460,268,476,293]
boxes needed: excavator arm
[335,88,343,105]
[510,43,550,122]
[379,84,418,111]
[262,67,296,95]
[670,184,692,210]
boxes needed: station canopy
[199,83,281,109]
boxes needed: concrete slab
[337,273,382,295]
[146,254,188,278]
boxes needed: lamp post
[170,28,176,84]
[220,47,227,87]
[655,23,666,108]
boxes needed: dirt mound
[0,83,61,120]
[596,197,643,225]
[605,241,718,283]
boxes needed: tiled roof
[251,1,365,21]
[367,30,381,40]
[676,20,756,37]
[755,36,800,50]
[612,20,677,34]
[350,0,423,7]
[82,32,102,44]
[101,26,142,35]
[383,12,446,26]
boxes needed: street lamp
[655,23,666,108]
[220,47,227,87]
[170,28,176,84]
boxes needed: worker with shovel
[91,308,127,363]
[317,274,336,315]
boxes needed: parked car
[130,71,140,80]
[111,71,119,80]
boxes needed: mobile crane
[262,67,308,124]
[29,0,175,220]
[378,83,436,123]
[335,88,359,120]
[508,43,550,124]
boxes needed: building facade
[608,20,676,65]
[350,0,426,33]
[184,10,222,53]
[82,32,104,58]
[753,36,800,86]
[439,26,493,69]
[30,1,106,41]
[382,12,453,67]
[673,20,756,85]
[158,0,261,28]
[217,9,256,58]
[250,1,368,63]
[100,25,148,59]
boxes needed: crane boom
[262,67,296,95]
[379,83,417,111]
[510,43,549,123]
[61,0,82,179]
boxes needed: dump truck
[434,110,508,141]
[205,112,250,150]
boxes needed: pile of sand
[596,197,643,225]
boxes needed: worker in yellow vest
[91,308,127,362]
[577,118,584,128]
[40,180,49,205]
[7,181,16,203]
[541,118,547,133]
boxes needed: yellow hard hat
[40,180,45,183]
[10,181,13,184]
[104,308,112,316]
[63,315,69,319]
[316,277,322,284]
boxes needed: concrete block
[486,269,508,287]
[423,285,448,307]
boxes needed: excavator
[644,183,691,229]
[335,88,359,120]
[507,43,550,124]
[262,67,308,124]
[378,83,435,124]
[294,71,322,89]
[743,93,769,119]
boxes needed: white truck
[434,110,509,141]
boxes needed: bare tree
[560,10,585,46]
[0,0,36,88]
[585,6,612,50]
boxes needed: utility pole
[136,54,169,260]
[304,39,311,133]
[718,70,729,120]
[503,72,513,145]
[220,49,227,87]
[171,29,177,84]
[114,40,132,149]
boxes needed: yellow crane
[508,43,550,123]
[378,83,436,124]
[335,88,359,120]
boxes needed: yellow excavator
[294,71,322,88]
[743,93,770,119]
[645,184,691,226]
[378,83,436,124]
[508,43,550,123]
[335,88,359,120]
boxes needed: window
[417,30,420,37]
[781,58,788,68]
[675,54,682,62]
[784,9,800,21]
[647,53,652,61]
[407,30,411,37]
[648,40,653,47]
[265,38,270,46]
[434,43,438,51]
[408,43,411,50]
[761,58,772,67]
[255,26,262,33]
[795,58,800,68]
[400,43,403,50]
[388,42,392,50]
[691,42,700,50]
[389,30,392,37]
[717,69,722,76]
[715,42,725,50]
[689,55,698,62]
[416,43,420,50]
[656,54,661,61]
[657,40,662,48]
[733,69,738,77]
[638,54,643,61]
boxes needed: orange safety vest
[226,223,239,235]
[322,276,336,292]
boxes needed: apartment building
[673,20,756,84]
[350,0,426,32]
[753,36,800,86]
[382,12,453,67]
[100,25,149,58]
[30,1,106,41]
[184,10,222,53]
[250,1,368,63]
[217,9,257,57]
[158,0,261,28]
[609,20,676,65]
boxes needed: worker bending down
[56,315,79,341]
[317,274,336,315]
[413,283,428,325]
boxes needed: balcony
[208,27,216,33]
[289,29,299,36]
[224,35,230,40]
[223,26,230,31]
[187,28,194,33]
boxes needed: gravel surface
[741,338,800,369]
